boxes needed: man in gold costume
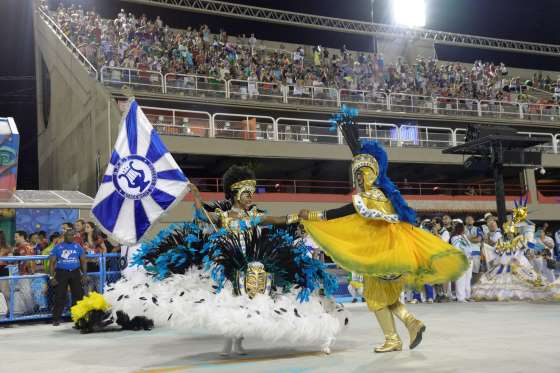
[299,107,468,353]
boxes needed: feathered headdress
[331,106,417,224]
[203,226,337,302]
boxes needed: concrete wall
[34,11,122,197]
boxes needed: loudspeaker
[464,156,491,171]
[503,150,542,166]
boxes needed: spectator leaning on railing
[14,231,36,275]
[49,229,87,326]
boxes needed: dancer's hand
[298,209,309,220]
[189,183,204,209]
[189,183,200,197]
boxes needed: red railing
[190,178,524,196]
[537,185,560,197]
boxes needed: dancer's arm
[260,213,300,225]
[298,203,355,221]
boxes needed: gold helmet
[351,154,379,178]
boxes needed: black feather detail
[274,310,281,315]
[279,308,287,313]
[168,314,173,321]
[294,309,301,318]
[179,292,185,296]
[151,297,158,305]
[73,310,112,333]
[117,295,124,301]
[116,311,154,331]
[139,297,147,301]
[136,223,207,278]
[206,226,309,295]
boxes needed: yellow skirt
[303,213,468,288]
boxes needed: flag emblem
[92,100,189,244]
[113,155,157,200]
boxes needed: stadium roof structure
[122,0,560,56]
[0,190,94,209]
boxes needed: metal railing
[101,66,164,92]
[97,65,560,124]
[340,90,389,111]
[145,106,560,153]
[191,177,524,196]
[37,7,98,79]
[212,113,276,140]
[228,79,284,103]
[143,106,212,137]
[164,73,227,98]
[0,254,121,323]
[285,84,339,107]
[276,117,338,144]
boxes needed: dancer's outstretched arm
[298,203,355,221]
[260,214,300,226]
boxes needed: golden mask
[230,179,256,202]
[352,154,379,192]
[244,262,268,298]
[358,167,377,191]
[502,221,516,235]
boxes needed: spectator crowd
[46,2,560,106]
[0,220,120,318]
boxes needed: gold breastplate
[352,191,399,223]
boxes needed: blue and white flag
[92,100,189,244]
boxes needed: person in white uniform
[450,222,473,303]
[347,272,364,303]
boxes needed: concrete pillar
[521,168,538,204]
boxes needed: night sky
[1,0,559,189]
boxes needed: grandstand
[32,0,560,230]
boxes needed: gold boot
[389,301,426,350]
[373,307,402,353]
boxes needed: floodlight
[392,0,426,27]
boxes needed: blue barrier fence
[0,253,121,323]
[0,256,354,323]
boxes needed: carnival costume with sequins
[302,106,468,353]
[70,166,345,353]
[471,197,551,301]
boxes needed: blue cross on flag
[92,100,189,244]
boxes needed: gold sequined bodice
[352,188,398,222]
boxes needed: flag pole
[188,183,218,232]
